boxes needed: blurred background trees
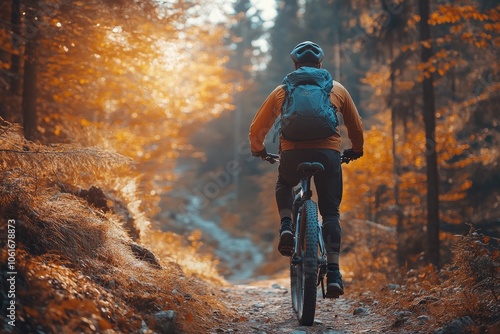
[1,0,498,281]
[1,0,233,213]
[182,0,499,279]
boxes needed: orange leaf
[97,317,113,330]
[24,306,40,318]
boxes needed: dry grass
[0,249,234,333]
[0,120,234,333]
[0,121,132,188]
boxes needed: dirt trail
[212,278,394,334]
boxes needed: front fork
[291,191,302,263]
[317,223,328,298]
[291,208,301,265]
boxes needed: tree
[0,0,34,130]
[380,0,414,266]
[21,0,38,140]
[356,0,414,266]
[419,0,440,268]
[9,0,21,98]
[266,0,300,87]
[226,0,266,202]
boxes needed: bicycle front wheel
[291,199,319,326]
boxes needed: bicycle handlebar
[263,153,280,164]
[264,153,355,165]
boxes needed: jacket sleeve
[333,82,364,153]
[249,86,285,153]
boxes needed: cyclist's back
[249,41,364,298]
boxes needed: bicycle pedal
[326,283,344,299]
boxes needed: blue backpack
[277,67,338,142]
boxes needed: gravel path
[212,278,393,334]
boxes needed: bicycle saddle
[297,162,325,173]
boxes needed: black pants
[275,149,342,265]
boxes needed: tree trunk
[333,24,341,81]
[389,45,406,267]
[0,0,21,121]
[419,0,440,268]
[233,14,247,207]
[22,2,38,141]
[11,0,21,96]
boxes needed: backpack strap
[272,84,287,143]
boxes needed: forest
[0,0,499,333]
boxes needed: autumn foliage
[1,0,237,331]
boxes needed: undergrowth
[0,120,232,333]
[369,225,500,333]
[440,227,499,324]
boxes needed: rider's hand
[252,147,268,160]
[343,148,363,160]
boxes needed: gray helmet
[290,41,324,63]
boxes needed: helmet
[290,41,324,63]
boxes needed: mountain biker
[249,41,364,298]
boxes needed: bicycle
[264,152,352,326]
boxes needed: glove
[252,147,268,160]
[343,148,363,160]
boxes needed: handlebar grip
[264,153,279,164]
[340,155,352,164]
[267,153,279,159]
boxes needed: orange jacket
[249,80,364,153]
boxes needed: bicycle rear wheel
[290,199,319,326]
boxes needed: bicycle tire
[290,207,299,314]
[290,262,298,312]
[292,199,319,326]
